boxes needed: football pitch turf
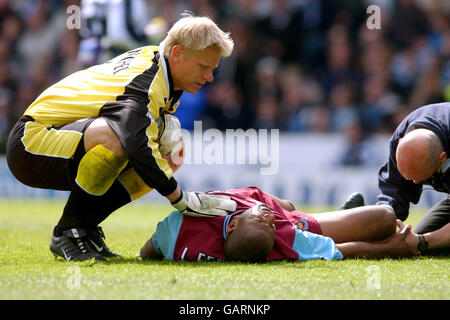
[0,199,448,300]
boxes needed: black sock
[53,226,65,237]
[82,180,132,229]
[56,189,86,230]
[56,181,131,231]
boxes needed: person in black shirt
[376,103,450,256]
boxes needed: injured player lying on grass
[139,186,417,262]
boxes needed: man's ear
[170,45,183,63]
[226,218,239,236]
[439,151,447,163]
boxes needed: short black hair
[223,226,274,263]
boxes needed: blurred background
[0,0,449,207]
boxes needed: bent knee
[377,205,397,234]
[84,118,124,156]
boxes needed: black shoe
[87,226,123,258]
[339,192,365,210]
[50,228,106,261]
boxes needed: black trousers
[413,196,450,255]
[6,115,94,190]
[7,115,131,230]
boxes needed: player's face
[240,204,276,240]
[171,45,220,94]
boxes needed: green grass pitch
[0,199,448,300]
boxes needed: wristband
[417,234,428,255]
[171,191,184,205]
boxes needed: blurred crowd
[0,0,449,165]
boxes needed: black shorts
[6,115,96,190]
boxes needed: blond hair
[159,11,234,57]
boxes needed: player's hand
[395,220,420,255]
[171,191,237,217]
[162,137,185,173]
[382,220,419,257]
[157,112,182,156]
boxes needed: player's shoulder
[152,210,184,260]
[104,45,161,68]
[218,186,263,195]
[154,210,183,234]
[154,210,184,242]
[120,45,160,56]
[403,103,450,125]
[164,209,184,224]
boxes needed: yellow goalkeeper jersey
[25,45,180,125]
[23,45,182,196]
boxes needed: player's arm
[127,111,235,217]
[115,105,178,198]
[395,220,450,254]
[424,222,450,250]
[266,193,296,211]
[241,187,295,212]
[140,236,164,260]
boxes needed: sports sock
[81,180,132,229]
[56,180,132,231]
[75,144,128,196]
[79,168,155,228]
[56,144,128,231]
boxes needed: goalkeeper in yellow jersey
[6,12,236,261]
